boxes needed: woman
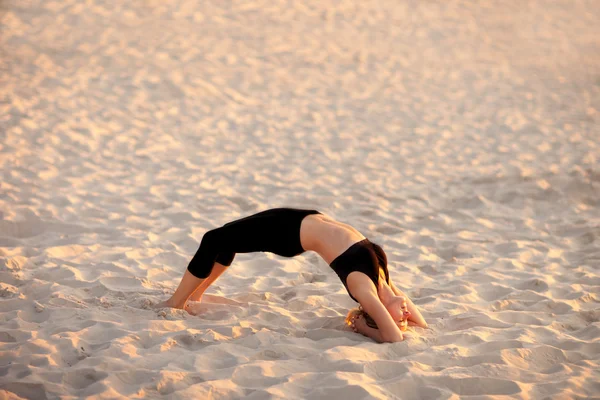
[156,208,427,342]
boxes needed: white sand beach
[1,0,599,398]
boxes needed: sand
[1,0,599,398]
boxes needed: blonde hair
[345,307,379,329]
[378,267,387,286]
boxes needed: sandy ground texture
[1,0,600,398]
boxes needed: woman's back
[300,213,366,263]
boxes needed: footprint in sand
[0,383,49,400]
[478,284,513,302]
[364,360,410,380]
[250,348,284,361]
[0,220,46,239]
[62,368,109,390]
[432,376,522,396]
[571,324,600,341]
[202,294,246,306]
[0,331,17,343]
[173,333,206,350]
[187,305,233,320]
[0,282,20,298]
[292,272,328,285]
[500,345,572,373]
[279,289,297,302]
[194,348,241,370]
[154,371,205,395]
[228,196,257,212]
[17,302,50,323]
[230,365,286,388]
[99,276,152,292]
[385,377,443,400]
[443,313,512,331]
[306,381,375,399]
[514,278,549,293]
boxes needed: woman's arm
[349,277,404,342]
[350,312,385,342]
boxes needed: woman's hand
[349,312,363,333]
[349,312,401,343]
[388,280,428,329]
[349,313,372,335]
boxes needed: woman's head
[346,241,409,331]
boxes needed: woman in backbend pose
[157,208,427,342]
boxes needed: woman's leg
[157,261,231,309]
[156,229,232,309]
[155,269,205,309]
[187,261,229,302]
[157,208,314,309]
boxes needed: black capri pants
[187,208,321,278]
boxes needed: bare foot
[187,295,203,303]
[153,299,184,310]
[184,301,204,315]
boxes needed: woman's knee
[215,252,235,266]
[201,228,223,247]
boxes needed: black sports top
[329,238,390,302]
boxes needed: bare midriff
[300,213,366,264]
